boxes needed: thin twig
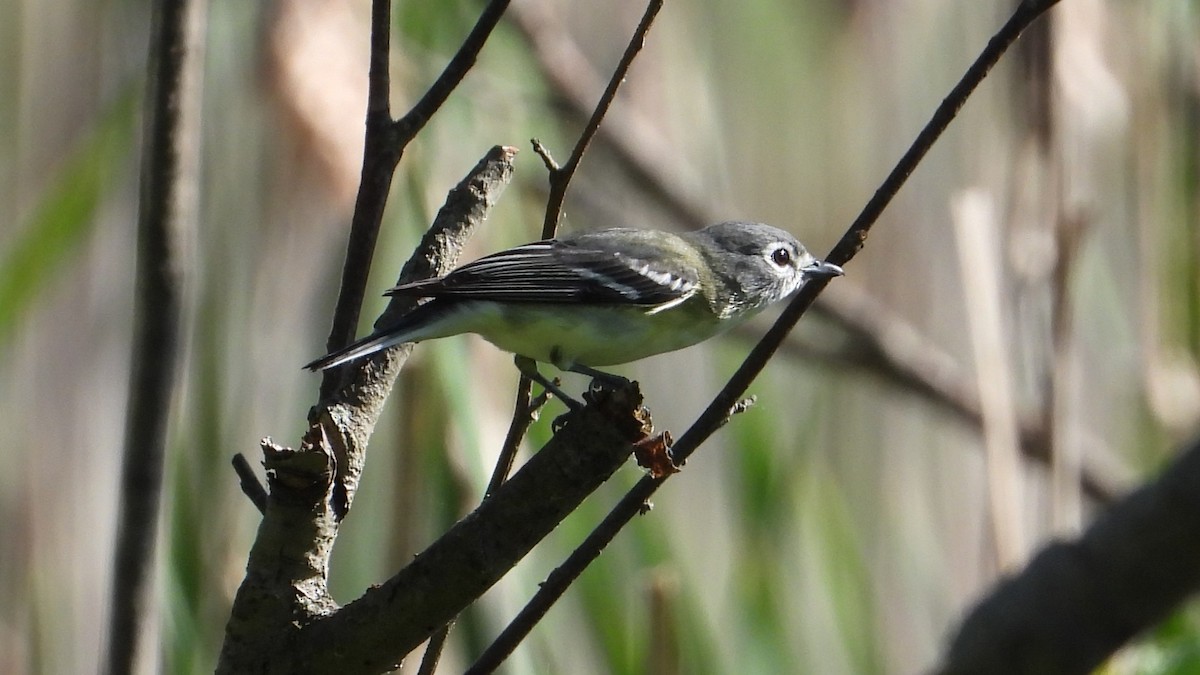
[417,626,451,675]
[679,0,1065,499]
[510,1,710,226]
[106,0,203,672]
[487,381,538,498]
[531,138,560,172]
[539,0,664,235]
[490,0,664,489]
[318,0,399,399]
[470,1,1063,668]
[490,0,665,493]
[675,0,1059,451]
[394,0,512,141]
[232,453,268,515]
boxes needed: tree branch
[106,0,204,671]
[393,0,511,141]
[318,0,400,399]
[232,453,268,515]
[319,0,512,400]
[294,386,649,673]
[485,0,666,532]
[539,0,664,235]
[218,146,517,673]
[324,146,519,518]
[509,0,711,225]
[937,434,1200,674]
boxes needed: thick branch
[320,145,518,518]
[937,435,1200,674]
[218,147,516,673]
[294,387,647,673]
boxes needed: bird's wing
[385,240,699,305]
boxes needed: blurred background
[3,0,1199,672]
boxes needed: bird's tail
[303,330,413,371]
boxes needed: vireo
[305,221,842,388]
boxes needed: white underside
[414,300,755,368]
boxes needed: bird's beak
[802,260,844,279]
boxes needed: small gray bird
[306,221,841,390]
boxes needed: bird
[305,221,842,399]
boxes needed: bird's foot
[514,355,584,411]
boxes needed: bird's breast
[459,299,729,368]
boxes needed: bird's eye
[771,247,792,267]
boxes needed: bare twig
[393,0,512,141]
[538,0,664,235]
[318,0,399,399]
[488,0,665,498]
[226,4,518,672]
[106,0,204,672]
[472,1,1064,668]
[487,384,538,497]
[417,628,450,675]
[232,453,268,515]
[676,0,1064,505]
[510,1,710,225]
[486,0,665,510]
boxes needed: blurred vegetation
[2,0,1199,673]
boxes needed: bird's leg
[566,363,632,389]
[514,355,583,411]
